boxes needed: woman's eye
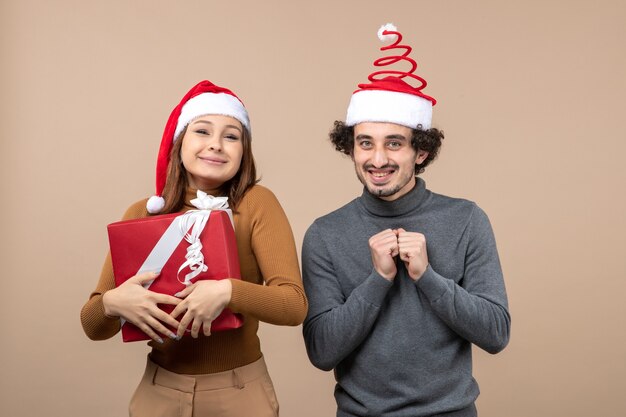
[195,129,209,135]
[225,134,240,141]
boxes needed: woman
[80,80,308,417]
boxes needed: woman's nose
[207,137,222,152]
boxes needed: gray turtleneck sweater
[302,179,510,417]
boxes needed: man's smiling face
[352,122,428,201]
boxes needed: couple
[80,24,510,417]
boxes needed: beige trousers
[129,356,279,417]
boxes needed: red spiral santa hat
[146,80,250,214]
[346,23,436,129]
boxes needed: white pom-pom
[377,23,398,42]
[146,195,165,214]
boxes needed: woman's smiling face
[180,114,244,190]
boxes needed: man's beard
[355,163,412,198]
[370,183,403,198]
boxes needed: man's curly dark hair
[329,121,444,174]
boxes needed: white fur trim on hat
[346,89,433,129]
[174,92,250,140]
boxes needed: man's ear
[415,150,429,164]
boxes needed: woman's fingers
[122,303,178,341]
[144,315,178,341]
[151,306,181,332]
[153,292,183,306]
[116,271,184,340]
[190,317,202,339]
[170,281,231,338]
[188,317,212,339]
[177,310,193,339]
[135,322,164,344]
[174,283,196,299]
[203,319,212,337]
[120,280,231,340]
[131,271,160,286]
[131,314,174,344]
[170,300,187,321]
[176,311,214,339]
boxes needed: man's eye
[359,141,372,148]
[388,141,402,148]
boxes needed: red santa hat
[346,23,436,129]
[146,80,250,214]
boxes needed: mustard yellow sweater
[81,185,308,374]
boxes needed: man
[302,24,510,417]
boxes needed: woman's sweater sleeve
[79,201,148,341]
[228,187,308,326]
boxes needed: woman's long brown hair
[157,125,258,215]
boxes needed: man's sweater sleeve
[302,221,393,371]
[416,205,511,353]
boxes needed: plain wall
[1,1,625,416]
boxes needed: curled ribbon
[369,28,425,88]
[176,191,230,285]
[356,24,436,105]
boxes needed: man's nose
[371,146,388,167]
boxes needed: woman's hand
[170,279,233,339]
[102,271,181,343]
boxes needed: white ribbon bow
[189,191,229,211]
[176,191,230,285]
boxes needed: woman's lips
[199,156,227,164]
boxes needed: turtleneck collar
[183,187,223,210]
[358,177,430,218]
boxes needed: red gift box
[107,209,244,342]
